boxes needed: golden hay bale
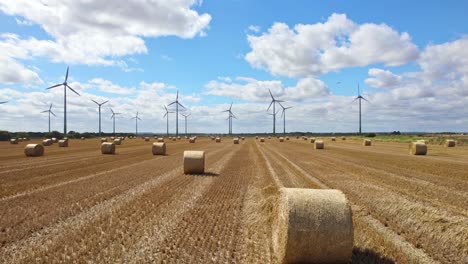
[296,136,299,139]
[172,137,177,141]
[256,136,259,139]
[286,137,289,140]
[110,137,115,140]
[42,139,53,146]
[303,137,308,141]
[189,137,196,143]
[177,136,181,140]
[81,137,85,140]
[183,150,205,174]
[342,137,346,140]
[51,137,58,143]
[260,138,265,142]
[101,142,115,154]
[279,137,284,142]
[409,142,427,155]
[446,139,456,147]
[274,188,353,264]
[416,139,427,144]
[241,137,245,140]
[215,137,221,143]
[233,138,240,144]
[157,138,164,143]
[114,138,122,145]
[101,138,107,143]
[314,140,324,149]
[331,137,336,141]
[24,144,44,157]
[58,140,68,147]
[310,138,316,144]
[152,142,166,155]
[268,136,271,139]
[144,137,150,142]
[363,139,372,146]
[10,138,18,144]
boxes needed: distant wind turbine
[181,113,191,136]
[163,105,174,136]
[110,108,121,137]
[267,89,284,135]
[222,103,237,135]
[352,83,369,134]
[0,101,7,104]
[91,99,109,136]
[46,66,80,135]
[279,103,292,136]
[167,90,185,137]
[41,103,56,133]
[131,112,142,136]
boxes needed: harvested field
[0,137,467,263]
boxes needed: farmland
[0,137,467,263]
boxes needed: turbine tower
[267,89,284,135]
[181,113,191,136]
[222,103,236,135]
[131,112,142,136]
[167,90,185,137]
[352,83,369,134]
[279,103,292,136]
[41,103,56,133]
[46,66,80,135]
[91,99,109,136]
[163,105,174,136]
[110,108,121,137]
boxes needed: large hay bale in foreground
[101,142,115,154]
[42,139,53,146]
[260,138,265,142]
[10,138,18,144]
[152,142,166,155]
[310,138,316,144]
[314,140,324,149]
[446,139,456,147]
[275,188,353,264]
[363,139,372,146]
[24,144,44,157]
[215,137,221,143]
[183,151,205,174]
[409,142,427,155]
[58,140,68,147]
[114,138,122,145]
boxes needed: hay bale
[81,137,85,140]
[215,137,221,143]
[331,137,336,141]
[101,138,107,143]
[342,137,346,140]
[144,137,150,142]
[114,138,122,145]
[18,138,24,142]
[363,139,372,146]
[409,142,427,155]
[152,142,166,155]
[24,144,44,157]
[157,138,164,143]
[279,137,284,142]
[255,136,259,140]
[101,142,115,154]
[10,138,18,144]
[172,137,177,141]
[275,188,353,264]
[446,139,456,147]
[110,136,115,140]
[314,140,324,149]
[260,138,265,142]
[286,137,289,140]
[310,138,316,144]
[303,137,308,141]
[189,137,196,143]
[42,139,53,146]
[177,136,181,140]
[51,137,58,143]
[58,140,68,147]
[241,137,245,140]
[233,138,240,144]
[183,150,205,174]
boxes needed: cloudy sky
[1,0,467,134]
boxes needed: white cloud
[88,78,135,95]
[248,25,260,33]
[0,54,42,84]
[245,13,419,78]
[365,68,403,88]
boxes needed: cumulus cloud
[0,54,42,84]
[365,68,402,88]
[245,13,419,77]
[248,25,261,33]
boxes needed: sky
[0,0,467,134]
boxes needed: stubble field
[0,137,467,263]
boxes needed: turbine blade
[67,85,80,96]
[276,100,284,103]
[267,101,273,111]
[46,83,63,89]
[178,102,185,109]
[163,113,167,118]
[65,66,69,82]
[51,111,57,117]
[352,97,359,103]
[0,101,7,104]
[176,90,179,100]
[91,99,99,105]
[164,105,168,111]
[281,109,285,118]
[110,108,115,114]
[229,102,233,111]
[168,101,176,106]
[102,100,109,105]
[268,88,274,100]
[138,117,142,120]
[362,97,370,103]
[49,103,53,110]
[41,110,48,113]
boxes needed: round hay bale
[110,136,115,140]
[114,138,122,145]
[409,142,427,155]
[157,138,164,143]
[172,137,177,141]
[24,144,44,157]
[233,138,240,144]
[81,137,85,140]
[183,150,205,174]
[51,137,58,143]
[10,138,18,144]
[279,137,284,142]
[260,138,265,142]
[446,139,456,147]
[18,138,24,142]
[189,137,196,143]
[101,142,115,154]
[42,139,53,146]
[101,138,107,143]
[58,140,68,147]
[144,137,150,142]
[342,137,346,140]
[286,137,289,140]
[241,137,245,140]
[215,137,221,143]
[331,137,336,141]
[152,142,166,155]
[363,139,372,146]
[310,138,316,144]
[314,140,324,149]
[274,188,353,264]
[303,137,308,141]
[255,136,259,140]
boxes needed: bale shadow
[352,247,395,264]
[187,172,219,177]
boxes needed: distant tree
[365,133,376,137]
[81,132,92,138]
[45,130,63,139]
[67,131,81,139]
[0,130,11,141]
[16,132,30,138]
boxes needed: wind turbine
[352,83,369,134]
[181,113,191,136]
[46,66,80,135]
[131,112,142,136]
[41,103,56,133]
[222,103,236,135]
[0,101,7,104]
[279,103,292,136]
[167,90,185,137]
[163,105,174,136]
[91,99,109,136]
[267,89,284,135]
[110,108,121,137]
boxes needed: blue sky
[1,1,468,134]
